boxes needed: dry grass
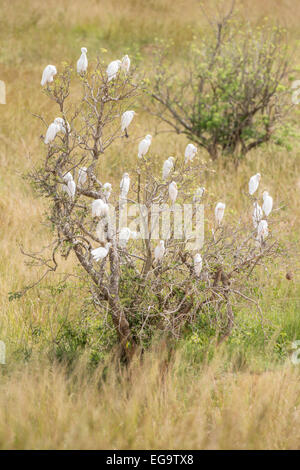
[0,0,300,449]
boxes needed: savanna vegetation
[0,0,300,450]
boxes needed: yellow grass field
[0,0,300,449]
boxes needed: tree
[21,54,282,363]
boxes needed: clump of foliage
[148,1,291,166]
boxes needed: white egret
[78,167,87,188]
[162,157,175,180]
[257,220,268,243]
[62,178,76,199]
[249,173,261,195]
[252,202,263,228]
[91,242,111,262]
[121,55,130,73]
[106,60,122,82]
[92,199,109,217]
[262,191,273,216]
[215,202,226,225]
[63,172,73,183]
[77,47,88,74]
[193,187,205,203]
[121,110,135,137]
[103,182,112,200]
[41,65,57,86]
[54,117,70,134]
[138,134,152,158]
[44,121,60,144]
[120,173,130,198]
[169,181,178,204]
[194,253,203,277]
[154,240,165,262]
[184,143,197,163]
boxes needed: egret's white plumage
[103,182,112,200]
[249,173,261,195]
[63,172,73,183]
[41,65,57,86]
[169,181,178,204]
[215,202,226,225]
[91,242,111,262]
[54,117,70,134]
[106,60,122,82]
[252,202,263,228]
[77,47,88,74]
[154,240,165,262]
[44,122,60,144]
[92,199,109,217]
[138,134,152,158]
[162,157,175,180]
[62,177,76,199]
[257,220,268,243]
[184,143,197,163]
[78,167,87,188]
[194,253,203,277]
[120,173,130,198]
[262,191,273,216]
[193,187,205,203]
[121,55,131,73]
[121,111,135,133]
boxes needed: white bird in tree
[262,191,273,216]
[106,59,122,82]
[62,173,76,199]
[169,181,178,204]
[77,167,87,188]
[154,240,165,263]
[162,157,175,180]
[193,187,205,203]
[77,47,88,74]
[103,182,112,200]
[257,220,268,243]
[120,173,130,198]
[92,199,109,217]
[215,202,226,225]
[249,173,261,195]
[121,110,135,137]
[121,55,131,73]
[54,117,71,134]
[91,242,111,262]
[44,121,61,144]
[252,202,263,228]
[63,172,73,183]
[118,227,137,248]
[185,143,197,163]
[41,65,57,86]
[194,253,203,277]
[138,134,152,158]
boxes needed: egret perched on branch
[121,55,131,73]
[257,220,268,243]
[162,157,175,180]
[169,181,178,204]
[121,111,135,137]
[77,167,87,188]
[154,240,165,263]
[106,60,121,82]
[62,174,76,199]
[252,202,263,228]
[44,121,60,144]
[119,227,137,248]
[185,143,197,163]
[215,202,226,225]
[91,242,111,262]
[120,173,130,198]
[194,253,203,277]
[103,182,112,200]
[63,172,73,183]
[193,187,205,203]
[249,173,261,195]
[262,191,273,216]
[41,65,57,86]
[77,47,88,74]
[92,199,109,217]
[54,117,70,134]
[138,134,152,158]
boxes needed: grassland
[0,0,300,449]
